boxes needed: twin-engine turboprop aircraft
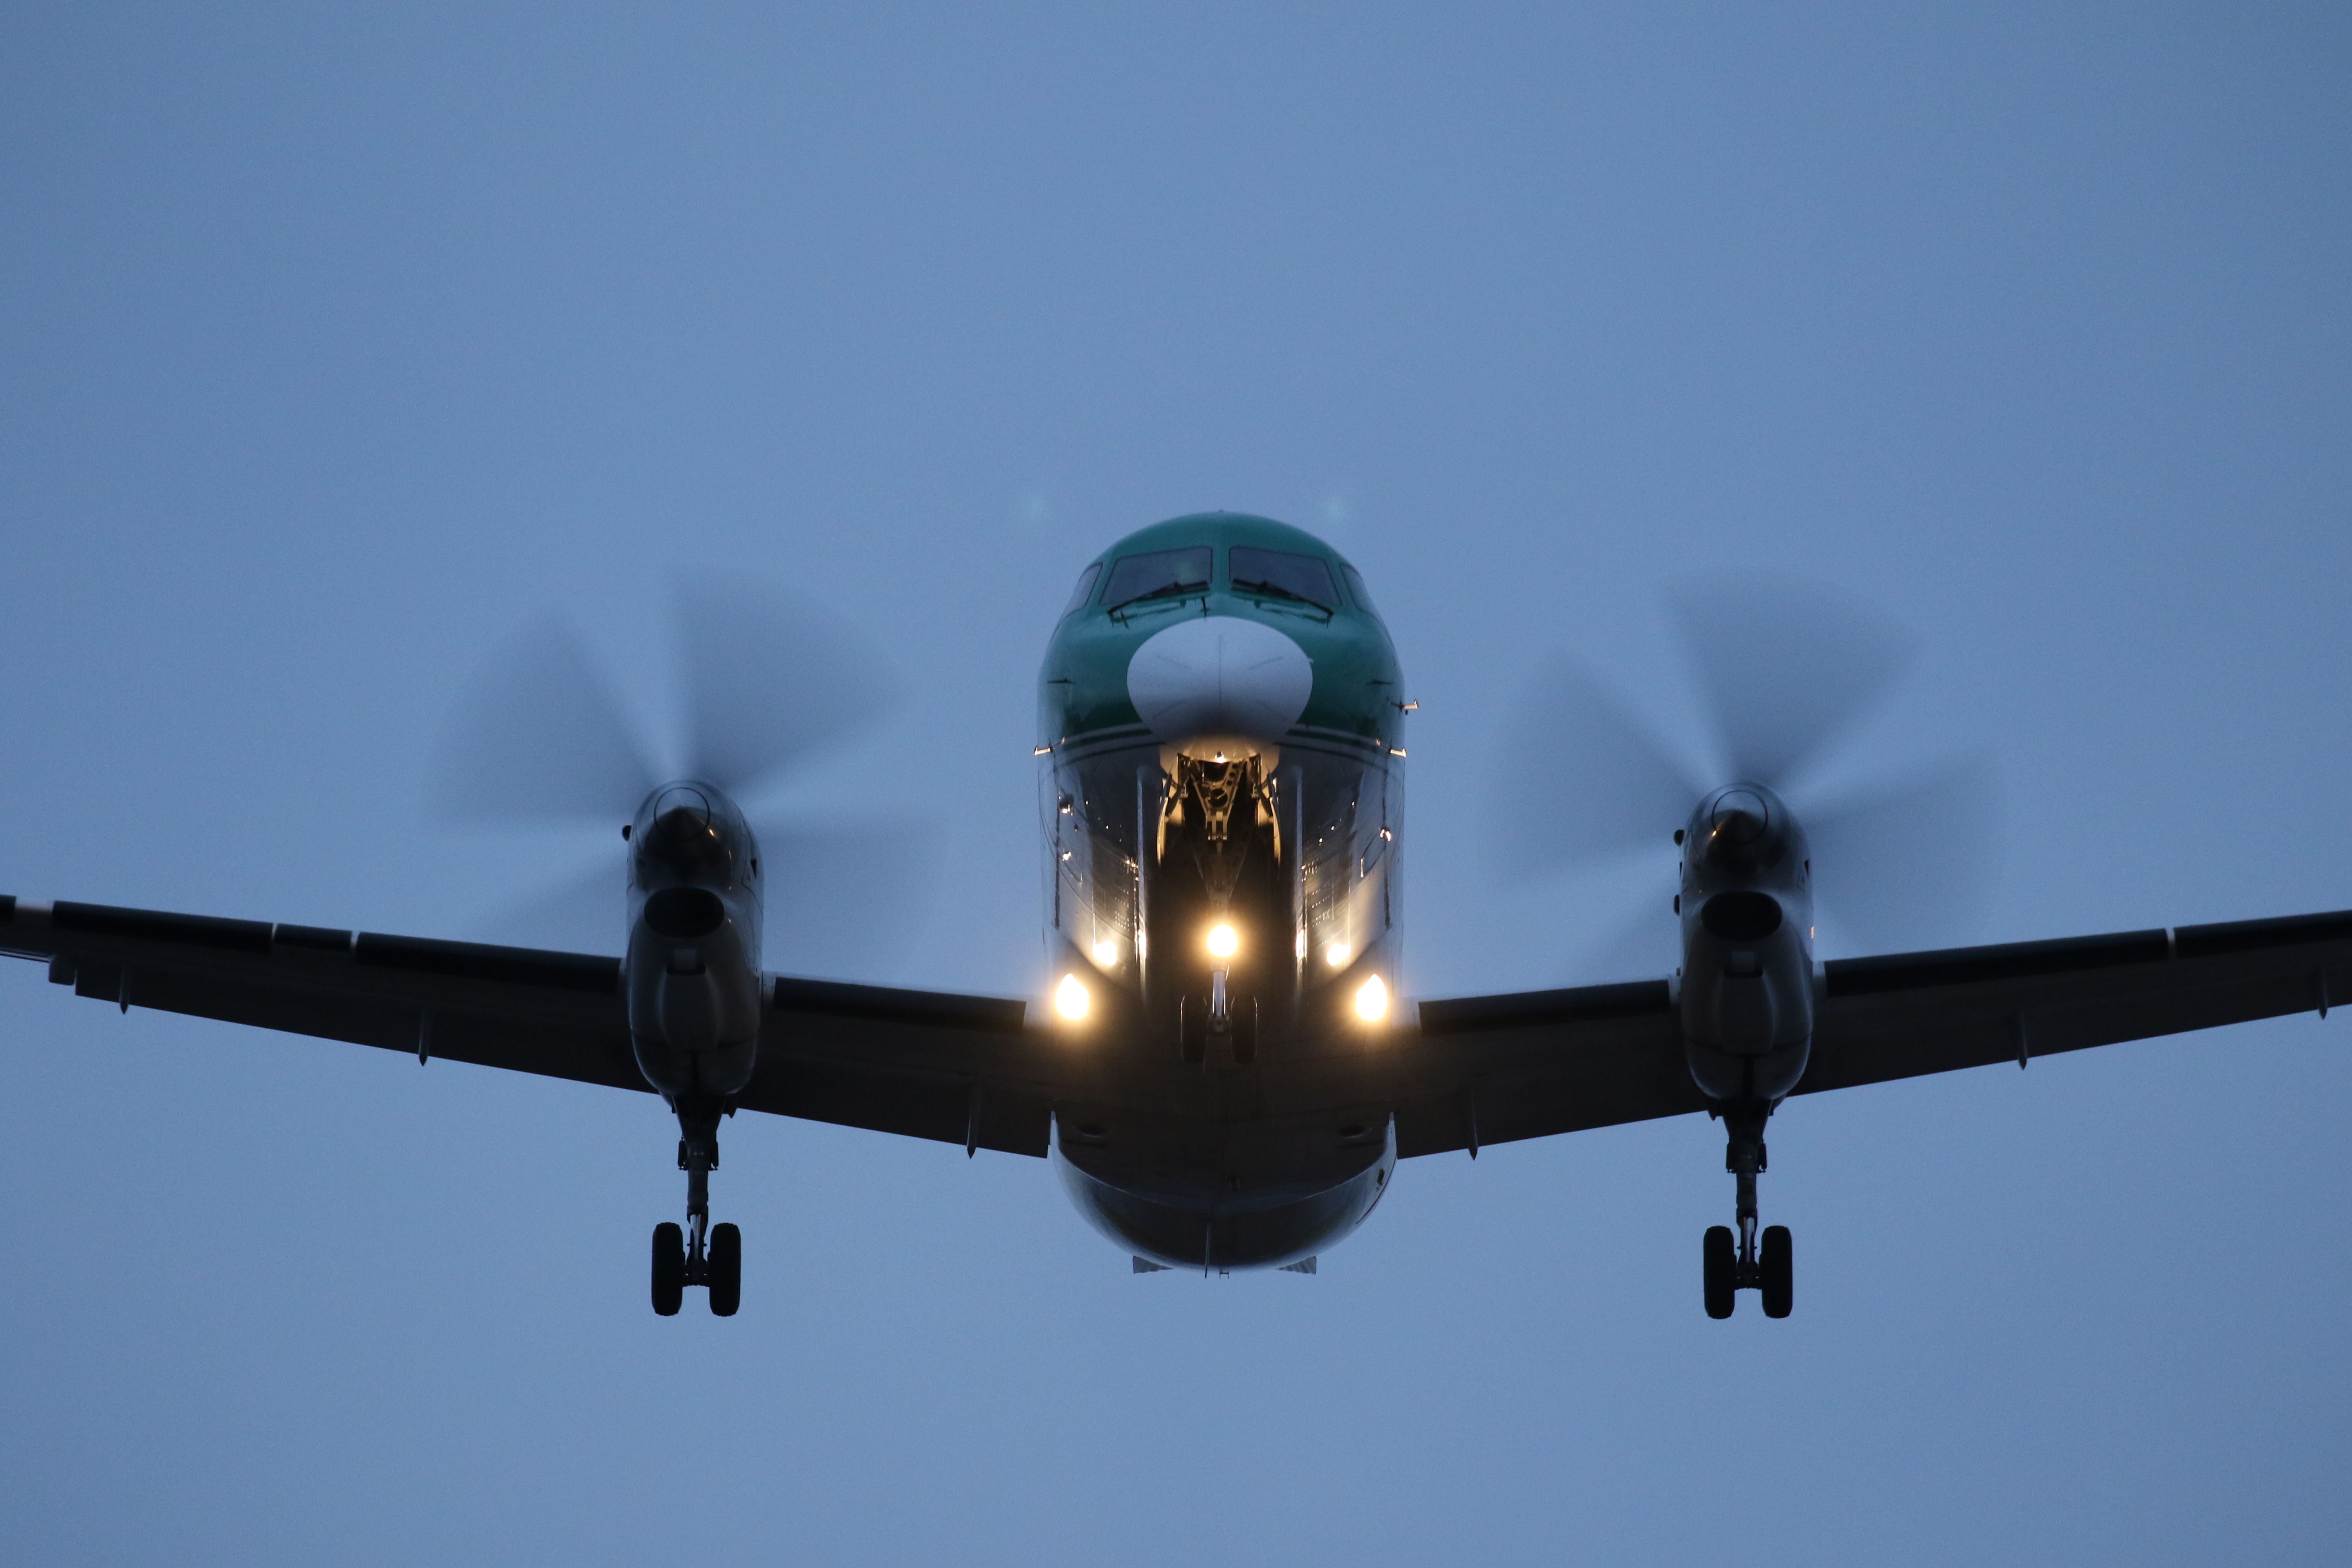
[6,512,2348,1318]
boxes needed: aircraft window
[1101,546,1213,611]
[1061,563,1102,616]
[1229,548,1339,611]
[1339,563,1380,617]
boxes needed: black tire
[1703,1225,1736,1320]
[1179,996,1206,1065]
[1760,1225,1793,1319]
[651,1222,685,1317]
[1231,997,1258,1064]
[707,1222,742,1317]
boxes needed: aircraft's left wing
[1382,907,2352,1157]
[0,896,1058,1155]
[1373,981,1699,1157]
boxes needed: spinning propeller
[1492,576,2000,963]
[428,578,933,975]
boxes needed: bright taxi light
[1090,939,1121,967]
[1323,941,1352,968]
[1354,974,1390,1023]
[1054,972,1091,1022]
[1205,922,1239,960]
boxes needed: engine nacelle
[624,782,765,1105]
[1679,784,1815,1103]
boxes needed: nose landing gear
[652,1107,741,1317]
[1703,1106,1792,1320]
[1178,981,1258,1066]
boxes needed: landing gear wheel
[707,1222,742,1317]
[1703,1225,1736,1319]
[651,1222,685,1317]
[1760,1224,1792,1319]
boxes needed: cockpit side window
[1228,547,1340,611]
[1338,562,1380,618]
[1061,563,1102,617]
[1101,546,1213,611]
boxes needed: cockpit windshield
[1060,563,1102,617]
[1228,547,1339,611]
[1101,546,1213,611]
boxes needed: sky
[2,3,2348,1563]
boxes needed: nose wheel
[652,1109,742,1317]
[1177,980,1258,1066]
[1703,1106,1792,1319]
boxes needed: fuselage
[1034,513,1409,1269]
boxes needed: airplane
[4,511,2346,1319]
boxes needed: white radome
[1125,615,1314,756]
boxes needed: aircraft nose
[1125,616,1313,755]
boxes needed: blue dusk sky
[2,5,2346,1564]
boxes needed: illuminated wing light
[1054,973,1091,1022]
[1323,940,1352,968]
[1090,939,1121,967]
[1354,974,1389,1023]
[1205,922,1239,960]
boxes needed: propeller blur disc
[1491,576,2000,964]
[1806,755,2002,955]
[1665,574,1916,792]
[1491,659,1703,873]
[428,615,656,824]
[674,577,898,800]
[432,578,930,975]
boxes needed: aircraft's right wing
[0,894,1072,1158]
[744,977,1055,1158]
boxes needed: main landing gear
[653,1107,741,1317]
[1703,1103,1792,1320]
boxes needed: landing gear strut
[652,1106,741,1317]
[1703,1103,1792,1320]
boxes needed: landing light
[1323,941,1352,968]
[1354,974,1390,1023]
[1090,939,1121,967]
[1205,922,1239,960]
[1054,973,1091,1022]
